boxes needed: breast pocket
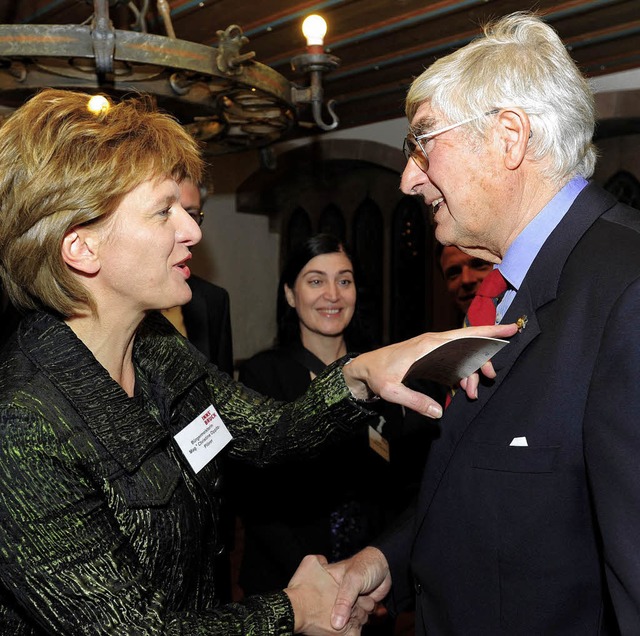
[471,441,560,473]
[112,452,182,507]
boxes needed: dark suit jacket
[378,182,640,634]
[184,275,233,375]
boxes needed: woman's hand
[342,323,519,417]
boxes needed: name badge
[174,405,232,473]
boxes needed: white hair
[406,12,597,183]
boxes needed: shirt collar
[499,176,588,291]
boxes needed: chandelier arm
[128,0,149,33]
[313,98,339,131]
[309,70,338,131]
[156,0,176,39]
[91,0,115,74]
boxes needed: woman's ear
[284,284,296,308]
[61,227,101,275]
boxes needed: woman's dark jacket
[0,311,368,635]
[231,345,419,596]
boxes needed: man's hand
[342,323,518,417]
[285,554,370,635]
[324,547,392,632]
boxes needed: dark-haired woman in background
[232,235,412,634]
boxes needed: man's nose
[460,266,476,285]
[400,157,428,195]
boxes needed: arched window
[285,206,312,258]
[319,203,346,241]
[390,196,428,343]
[352,197,384,346]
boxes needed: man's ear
[61,227,101,275]
[284,284,296,308]
[496,108,530,171]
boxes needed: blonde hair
[0,89,203,316]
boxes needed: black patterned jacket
[0,311,367,635]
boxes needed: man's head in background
[179,178,207,228]
[437,243,492,314]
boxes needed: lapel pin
[516,315,528,332]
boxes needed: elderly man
[329,12,640,635]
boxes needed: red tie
[445,268,507,408]
[465,268,508,327]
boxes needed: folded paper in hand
[402,336,509,386]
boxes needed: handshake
[284,546,390,635]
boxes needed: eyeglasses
[187,209,204,226]
[403,109,499,173]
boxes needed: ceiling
[1,0,639,137]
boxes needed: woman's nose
[323,282,339,300]
[179,208,202,245]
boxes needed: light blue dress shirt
[495,176,588,322]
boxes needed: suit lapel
[412,182,618,533]
[413,309,539,532]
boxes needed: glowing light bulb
[302,14,327,47]
[87,94,110,115]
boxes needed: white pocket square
[510,436,528,447]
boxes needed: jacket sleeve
[213,356,372,465]
[0,404,296,635]
[373,504,418,615]
[584,276,640,631]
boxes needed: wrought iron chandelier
[0,0,341,155]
